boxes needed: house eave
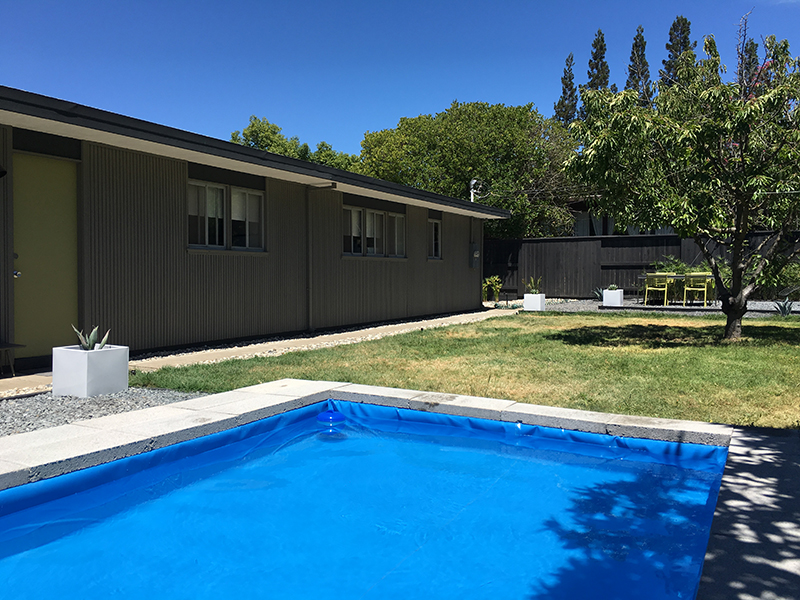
[0,86,509,220]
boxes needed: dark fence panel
[485,235,702,298]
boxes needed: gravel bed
[0,388,206,438]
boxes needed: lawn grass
[130,311,800,429]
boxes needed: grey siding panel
[82,144,312,351]
[311,200,481,330]
[79,143,482,351]
[81,143,189,350]
[0,126,11,343]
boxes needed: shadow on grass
[547,324,800,348]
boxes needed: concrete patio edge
[0,378,733,492]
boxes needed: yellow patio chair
[683,273,712,307]
[644,273,674,306]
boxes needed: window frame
[427,217,442,260]
[343,205,405,258]
[188,180,265,252]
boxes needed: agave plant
[592,287,603,301]
[774,298,795,317]
[71,325,111,350]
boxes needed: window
[365,210,384,255]
[343,207,363,254]
[188,182,225,247]
[343,206,404,257]
[188,181,264,250]
[387,214,406,257]
[428,218,442,259]
[231,188,263,249]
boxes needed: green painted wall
[13,152,78,357]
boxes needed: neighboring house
[0,86,507,367]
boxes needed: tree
[567,31,800,340]
[359,101,577,238]
[624,25,653,107]
[579,29,616,119]
[736,14,761,97]
[660,15,697,88]
[231,116,360,171]
[554,53,579,125]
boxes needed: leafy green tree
[231,116,359,171]
[660,15,697,87]
[360,101,577,238]
[554,53,578,125]
[579,29,616,119]
[624,25,653,107]
[567,33,800,339]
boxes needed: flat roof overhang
[0,87,509,220]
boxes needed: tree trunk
[720,293,747,340]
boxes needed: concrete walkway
[0,308,517,397]
[699,427,800,600]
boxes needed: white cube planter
[523,293,546,311]
[603,289,624,307]
[52,344,129,397]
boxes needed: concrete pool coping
[0,378,733,491]
[0,379,797,599]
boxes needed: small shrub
[482,276,502,302]
[774,298,795,317]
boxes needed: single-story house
[0,86,508,368]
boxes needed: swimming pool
[0,395,727,599]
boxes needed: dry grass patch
[131,312,800,428]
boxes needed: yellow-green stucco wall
[13,152,78,357]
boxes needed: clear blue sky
[3,0,799,155]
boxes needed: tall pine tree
[554,53,578,125]
[736,15,761,97]
[579,29,616,119]
[624,25,652,107]
[660,15,696,88]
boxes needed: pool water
[0,400,727,599]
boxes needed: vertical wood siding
[81,143,189,350]
[80,143,483,352]
[310,196,481,330]
[0,127,11,343]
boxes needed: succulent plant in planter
[523,276,545,311]
[71,325,111,350]
[53,326,128,397]
[603,284,624,307]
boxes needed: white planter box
[523,293,546,311]
[603,289,624,307]
[52,344,129,397]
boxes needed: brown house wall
[74,143,482,353]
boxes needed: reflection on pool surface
[0,400,727,599]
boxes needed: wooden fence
[483,234,708,299]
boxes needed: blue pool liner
[0,399,727,533]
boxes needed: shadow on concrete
[547,324,800,349]
[698,428,800,600]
